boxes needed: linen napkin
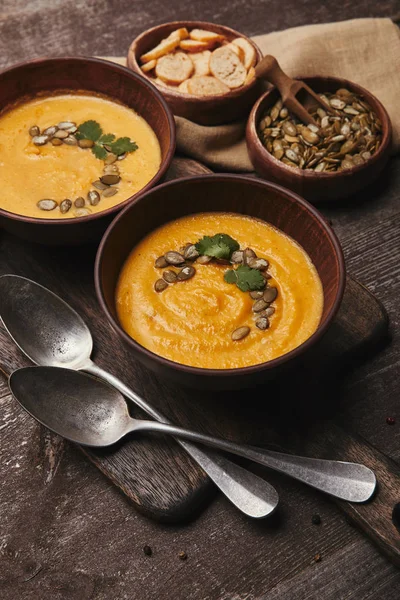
[107,17,400,172]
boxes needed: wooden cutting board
[1,157,399,566]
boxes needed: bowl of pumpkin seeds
[246,76,392,203]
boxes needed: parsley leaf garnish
[195,233,240,260]
[110,137,138,155]
[224,265,266,292]
[76,120,138,160]
[76,120,103,142]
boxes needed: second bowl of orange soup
[95,175,345,389]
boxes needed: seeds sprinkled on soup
[116,212,324,369]
[0,94,161,219]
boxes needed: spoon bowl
[10,366,130,446]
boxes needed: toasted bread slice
[187,75,230,96]
[180,39,215,52]
[209,46,246,89]
[189,29,225,44]
[245,66,256,85]
[141,59,157,73]
[154,77,179,89]
[223,42,245,63]
[231,37,256,70]
[140,36,180,63]
[191,50,211,76]
[155,52,194,84]
[178,79,191,94]
[168,27,189,41]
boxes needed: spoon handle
[132,420,377,503]
[84,361,279,518]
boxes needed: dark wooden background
[1,1,400,599]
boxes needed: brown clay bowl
[95,174,346,390]
[246,76,392,203]
[0,57,175,245]
[127,21,263,125]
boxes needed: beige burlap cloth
[109,17,400,172]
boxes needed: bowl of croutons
[128,21,263,125]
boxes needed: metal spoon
[0,274,278,518]
[0,275,376,503]
[10,366,376,503]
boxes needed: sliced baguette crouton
[141,59,157,73]
[189,29,225,44]
[231,37,257,70]
[223,42,245,63]
[180,39,214,52]
[187,75,230,96]
[140,36,180,63]
[245,66,256,85]
[209,46,246,89]
[191,50,211,76]
[168,27,189,41]
[178,79,191,93]
[155,52,194,84]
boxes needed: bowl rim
[246,75,392,180]
[0,55,176,227]
[95,173,346,379]
[127,20,263,103]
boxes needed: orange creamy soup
[116,212,324,369]
[0,94,161,219]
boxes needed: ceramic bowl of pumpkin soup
[0,57,175,244]
[95,175,345,389]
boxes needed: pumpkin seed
[100,174,120,186]
[165,251,185,265]
[184,244,199,260]
[231,326,250,341]
[177,266,196,281]
[285,149,299,163]
[87,190,100,206]
[105,153,118,165]
[29,125,40,137]
[60,199,72,214]
[263,287,278,303]
[154,279,168,293]
[66,126,77,134]
[74,197,85,208]
[74,207,92,217]
[58,121,76,130]
[63,136,77,145]
[155,255,168,268]
[282,121,297,136]
[37,199,57,211]
[250,290,264,299]
[255,317,269,330]
[51,138,63,146]
[117,153,127,161]
[54,129,69,139]
[231,250,244,264]
[197,255,212,264]
[43,125,58,137]
[329,98,346,110]
[32,135,49,145]
[243,248,257,265]
[102,187,118,197]
[247,257,269,270]
[93,180,108,190]
[163,270,178,283]
[264,306,276,317]
[78,139,94,149]
[253,299,269,313]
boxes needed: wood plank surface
[1,2,400,599]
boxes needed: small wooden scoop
[255,55,336,127]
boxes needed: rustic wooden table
[1,2,400,599]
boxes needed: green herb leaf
[92,144,108,160]
[76,120,103,142]
[195,233,240,260]
[99,133,116,144]
[110,137,138,156]
[224,265,266,292]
